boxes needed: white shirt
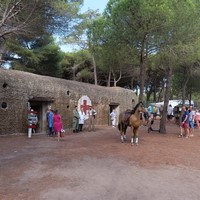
[79,111,85,124]
[110,111,116,120]
[167,106,173,115]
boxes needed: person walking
[72,106,80,133]
[147,105,152,118]
[195,109,200,129]
[110,109,116,127]
[53,110,62,141]
[88,106,96,131]
[46,108,53,136]
[179,106,190,138]
[167,104,173,121]
[78,107,85,132]
[189,105,195,137]
[173,106,180,124]
[152,105,158,119]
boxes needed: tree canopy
[0,0,83,41]
[2,0,200,120]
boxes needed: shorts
[189,121,194,129]
[152,113,157,117]
[181,122,189,129]
[167,115,173,120]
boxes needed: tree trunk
[153,78,157,102]
[159,66,172,133]
[189,91,192,105]
[182,68,190,106]
[131,77,134,90]
[146,86,153,104]
[112,69,121,87]
[107,69,111,87]
[139,39,146,102]
[157,87,163,102]
[178,70,189,124]
[72,64,76,81]
[91,54,97,85]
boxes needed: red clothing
[195,112,200,121]
[53,114,62,132]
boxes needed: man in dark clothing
[179,106,190,138]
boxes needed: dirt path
[1,122,200,200]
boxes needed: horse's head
[138,102,149,125]
[138,102,146,112]
[143,111,149,120]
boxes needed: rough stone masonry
[0,69,137,135]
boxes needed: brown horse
[118,102,148,145]
[118,109,131,142]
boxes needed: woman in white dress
[78,108,85,131]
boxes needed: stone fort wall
[0,69,137,135]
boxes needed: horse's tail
[118,112,123,131]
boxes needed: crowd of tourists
[71,106,97,133]
[46,105,97,141]
[32,102,200,141]
[147,103,200,138]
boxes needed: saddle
[124,109,131,125]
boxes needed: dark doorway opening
[29,98,54,133]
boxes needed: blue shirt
[181,110,189,124]
[47,111,53,127]
[148,106,152,113]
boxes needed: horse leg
[123,124,127,142]
[130,126,134,145]
[120,123,124,143]
[120,134,124,143]
[135,127,139,145]
[123,125,127,142]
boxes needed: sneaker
[178,134,183,138]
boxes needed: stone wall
[0,69,137,135]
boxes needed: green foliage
[105,0,170,50]
[0,0,83,41]
[2,0,200,97]
[7,35,64,77]
[60,49,93,81]
[62,9,101,48]
[77,68,93,82]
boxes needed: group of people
[46,108,63,141]
[72,106,97,132]
[46,105,97,141]
[178,105,200,138]
[167,104,200,132]
[147,104,163,119]
[146,103,200,137]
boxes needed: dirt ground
[1,120,200,200]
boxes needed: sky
[60,0,109,52]
[81,0,109,13]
